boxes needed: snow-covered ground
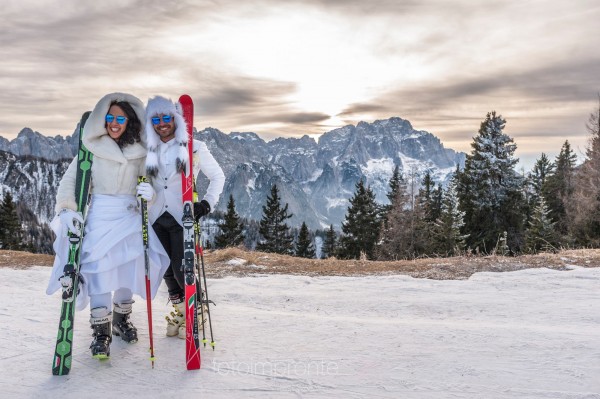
[1,266,599,398]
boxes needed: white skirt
[47,194,170,311]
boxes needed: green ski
[52,111,93,375]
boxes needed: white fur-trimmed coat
[148,139,225,226]
[55,92,147,213]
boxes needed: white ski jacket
[148,138,225,226]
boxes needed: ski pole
[138,176,155,368]
[194,220,215,349]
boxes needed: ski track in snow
[0,266,599,398]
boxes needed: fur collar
[144,96,189,177]
[82,92,147,163]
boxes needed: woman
[47,92,170,359]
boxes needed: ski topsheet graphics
[179,94,201,370]
[52,111,93,375]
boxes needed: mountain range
[0,117,465,233]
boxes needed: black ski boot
[89,307,112,359]
[112,300,138,343]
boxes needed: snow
[1,266,599,398]
[361,157,394,178]
[325,196,348,211]
[226,258,247,266]
[246,178,255,197]
[305,168,323,183]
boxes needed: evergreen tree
[257,184,294,254]
[386,165,404,204]
[376,174,427,260]
[530,153,555,202]
[413,172,441,254]
[322,224,337,258]
[523,153,555,227]
[294,222,315,258]
[419,172,436,222]
[457,111,525,253]
[376,189,425,260]
[0,192,23,250]
[382,164,405,226]
[214,194,245,249]
[545,140,577,236]
[339,180,380,259]
[432,173,468,255]
[567,97,600,244]
[525,196,559,253]
[432,184,443,222]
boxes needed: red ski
[179,94,201,370]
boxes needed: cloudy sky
[1,0,599,168]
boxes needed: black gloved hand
[193,200,211,221]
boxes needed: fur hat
[145,96,188,177]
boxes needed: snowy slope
[0,266,599,398]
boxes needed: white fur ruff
[145,96,189,176]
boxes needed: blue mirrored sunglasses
[151,115,173,125]
[105,114,127,124]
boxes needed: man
[145,95,225,338]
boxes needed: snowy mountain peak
[0,127,77,161]
[230,132,264,143]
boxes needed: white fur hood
[83,92,147,163]
[144,95,189,177]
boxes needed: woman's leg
[89,292,112,359]
[112,288,138,343]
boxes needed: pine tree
[432,173,468,256]
[530,153,555,202]
[523,153,555,227]
[432,184,443,222]
[339,180,381,259]
[545,140,577,236]
[376,173,427,260]
[382,164,405,225]
[376,188,424,260]
[457,111,525,253]
[257,184,294,254]
[214,194,245,249]
[414,172,441,254]
[419,172,436,222]
[525,196,559,253]
[322,224,337,258]
[294,222,315,258]
[387,165,404,204]
[567,96,600,245]
[0,191,23,250]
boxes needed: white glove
[59,209,84,236]
[136,182,155,202]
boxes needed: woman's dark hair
[108,100,142,148]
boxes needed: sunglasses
[151,115,173,125]
[105,114,127,124]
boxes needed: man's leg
[152,212,184,297]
